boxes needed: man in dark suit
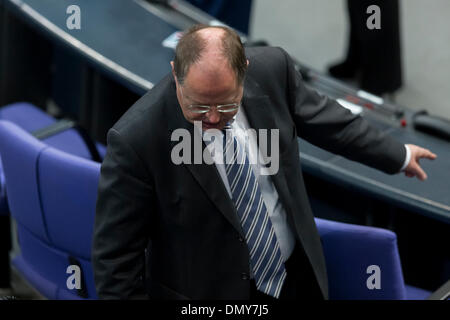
[92,25,436,300]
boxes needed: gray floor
[250,0,450,120]
[1,220,43,300]
[0,267,44,300]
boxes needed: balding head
[172,25,248,86]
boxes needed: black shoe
[328,61,358,79]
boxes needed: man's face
[172,60,244,131]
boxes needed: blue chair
[0,102,105,215]
[315,217,432,300]
[0,120,100,299]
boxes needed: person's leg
[360,0,402,95]
[0,215,11,291]
[279,244,324,300]
[328,0,361,79]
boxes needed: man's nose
[205,108,221,123]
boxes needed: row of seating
[0,102,432,299]
[0,102,104,299]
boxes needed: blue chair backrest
[0,102,103,215]
[0,102,95,160]
[38,147,100,299]
[38,147,100,260]
[315,218,407,300]
[0,120,51,242]
[0,120,100,299]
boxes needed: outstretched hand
[404,144,437,181]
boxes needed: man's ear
[170,61,177,80]
[246,59,249,67]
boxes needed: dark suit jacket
[92,47,406,299]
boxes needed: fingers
[418,148,437,160]
[407,158,428,180]
[407,144,437,161]
[414,164,427,181]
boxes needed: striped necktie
[223,130,286,298]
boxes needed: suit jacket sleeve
[92,128,153,299]
[280,48,406,174]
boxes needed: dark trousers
[0,215,11,288]
[249,244,324,301]
[345,0,402,94]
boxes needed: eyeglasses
[187,103,240,114]
[178,85,242,114]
